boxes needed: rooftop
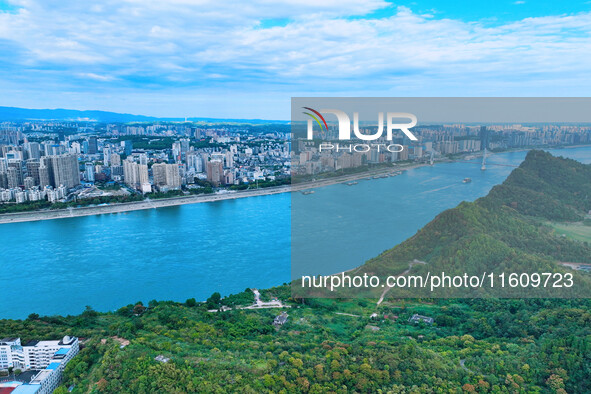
[24,337,76,348]
[30,370,53,385]
[11,385,40,394]
[45,363,60,371]
[409,314,434,324]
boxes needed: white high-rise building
[103,147,111,165]
[85,162,95,182]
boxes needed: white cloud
[0,1,590,117]
[77,72,116,81]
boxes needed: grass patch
[548,221,591,243]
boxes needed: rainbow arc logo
[302,107,328,132]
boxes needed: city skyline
[1,118,589,210]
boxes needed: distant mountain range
[0,106,288,124]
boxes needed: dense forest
[2,293,590,392]
[1,150,590,393]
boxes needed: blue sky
[0,0,590,119]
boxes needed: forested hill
[483,150,591,221]
[362,150,591,298]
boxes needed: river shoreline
[0,161,431,224]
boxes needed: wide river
[1,147,590,319]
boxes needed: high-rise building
[47,144,65,156]
[180,139,190,154]
[39,163,50,187]
[123,159,137,187]
[26,159,41,185]
[7,167,21,188]
[40,154,80,189]
[398,147,409,161]
[70,141,81,154]
[88,136,98,154]
[152,163,181,190]
[160,164,181,189]
[479,126,490,150]
[111,165,123,179]
[123,159,149,191]
[103,147,111,165]
[192,127,202,139]
[224,151,234,168]
[152,163,166,188]
[123,140,133,156]
[110,153,121,167]
[53,154,80,189]
[84,162,95,182]
[206,158,223,186]
[186,151,203,173]
[7,160,24,187]
[139,153,148,166]
[138,164,150,192]
[26,142,41,160]
[172,142,181,161]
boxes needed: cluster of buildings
[0,121,290,205]
[0,336,79,394]
[293,123,591,175]
[115,132,288,192]
[0,144,79,203]
[2,120,589,201]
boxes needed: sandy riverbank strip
[0,161,433,225]
[0,187,290,224]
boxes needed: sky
[0,0,590,119]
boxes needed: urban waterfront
[1,146,590,319]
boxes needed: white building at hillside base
[0,336,79,394]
